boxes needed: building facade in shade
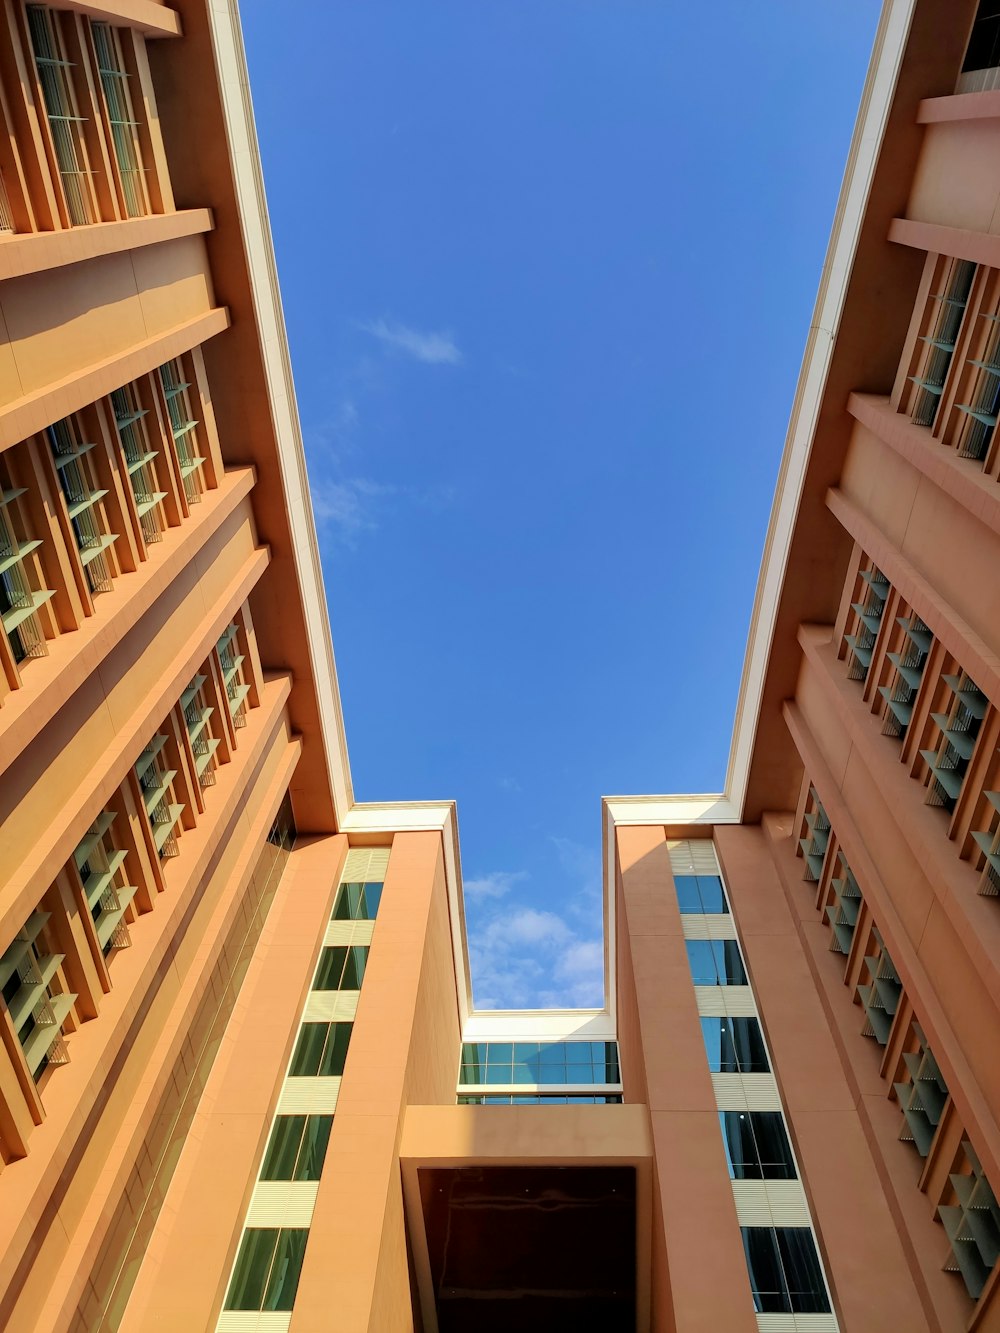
[1,0,1000,1330]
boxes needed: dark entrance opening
[418,1164,636,1332]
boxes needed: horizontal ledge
[0,209,212,282]
[917,88,1000,123]
[55,0,181,38]
[604,794,739,826]
[0,306,230,454]
[339,801,455,834]
[888,217,1000,269]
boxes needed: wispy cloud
[464,869,528,903]
[310,476,393,545]
[466,891,604,1010]
[360,317,462,365]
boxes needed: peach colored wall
[290,830,447,1333]
[0,496,267,931]
[792,635,1000,1181]
[118,833,347,1332]
[715,824,935,1333]
[616,823,755,1333]
[907,117,1000,237]
[0,696,300,1331]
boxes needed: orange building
[1,0,1000,1329]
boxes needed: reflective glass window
[312,945,368,991]
[741,1227,830,1314]
[675,874,729,914]
[719,1111,796,1180]
[332,881,383,921]
[685,939,746,985]
[701,1017,770,1073]
[261,1115,333,1182]
[225,1228,309,1312]
[289,1022,352,1077]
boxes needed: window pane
[262,1228,309,1312]
[290,1024,328,1077]
[697,875,728,913]
[776,1228,830,1313]
[340,944,368,989]
[674,876,702,914]
[685,940,719,984]
[313,946,346,991]
[731,1017,770,1073]
[719,1111,761,1179]
[295,1115,333,1181]
[741,1227,791,1313]
[332,883,363,919]
[751,1113,797,1180]
[360,882,383,918]
[225,1229,279,1311]
[718,940,747,985]
[320,1022,353,1076]
[260,1117,305,1181]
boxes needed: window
[224,1228,308,1313]
[880,615,933,740]
[956,305,1000,465]
[674,874,729,914]
[719,1112,796,1180]
[289,1022,352,1078]
[893,1024,949,1159]
[181,673,219,789]
[909,260,976,428]
[457,1094,624,1105]
[312,945,368,992]
[111,383,165,546]
[73,811,136,957]
[267,793,297,850]
[825,852,862,955]
[134,734,184,859]
[700,1018,770,1074]
[938,1141,1000,1300]
[332,881,383,921]
[798,787,830,881]
[91,23,146,218]
[857,931,901,1047]
[685,939,746,986]
[259,1116,332,1182]
[458,1041,621,1088]
[920,672,987,814]
[27,6,95,225]
[217,622,250,729]
[48,416,117,595]
[844,564,889,683]
[963,2,1000,76]
[158,360,206,504]
[0,910,74,1081]
[741,1227,830,1314]
[0,479,52,666]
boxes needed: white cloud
[466,897,604,1011]
[360,317,462,365]
[464,869,528,903]
[310,476,392,544]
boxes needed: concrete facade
[1,0,999,1329]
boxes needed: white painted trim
[205,0,353,823]
[461,1011,616,1041]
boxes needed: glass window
[260,1115,333,1182]
[289,1023,352,1077]
[719,1112,796,1180]
[224,1228,309,1312]
[456,1040,621,1086]
[675,874,729,915]
[332,881,382,921]
[685,939,746,986]
[741,1227,830,1314]
[312,945,368,991]
[701,1017,770,1074]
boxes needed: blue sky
[243,1,882,1009]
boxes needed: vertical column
[290,829,446,1333]
[617,823,757,1333]
[715,824,933,1333]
